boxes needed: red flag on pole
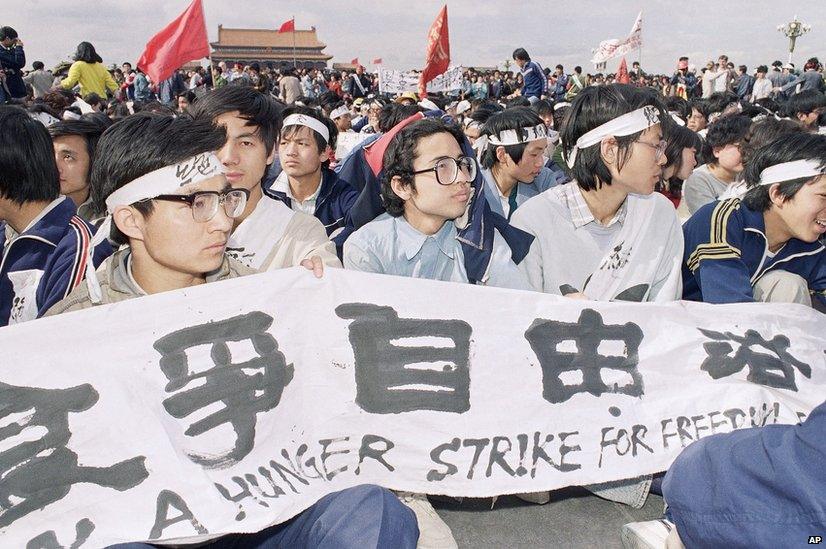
[372,58,383,65]
[350,57,360,66]
[137,0,210,85]
[418,5,450,97]
[616,57,630,84]
[277,18,295,33]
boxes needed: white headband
[474,124,549,157]
[283,113,330,143]
[669,112,686,126]
[553,102,571,111]
[86,153,225,304]
[565,105,661,168]
[330,105,350,120]
[759,159,826,186]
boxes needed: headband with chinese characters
[474,123,549,156]
[759,159,826,186]
[85,153,225,304]
[330,105,350,120]
[565,105,661,168]
[283,113,330,143]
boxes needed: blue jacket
[0,44,27,99]
[0,197,112,326]
[481,167,563,220]
[520,60,546,99]
[663,399,826,548]
[682,198,825,306]
[264,167,359,259]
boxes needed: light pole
[777,16,811,65]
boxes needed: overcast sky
[7,0,825,74]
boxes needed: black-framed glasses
[409,156,477,186]
[149,188,250,222]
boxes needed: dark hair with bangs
[0,106,60,205]
[480,107,545,169]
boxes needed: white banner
[378,66,464,95]
[591,11,642,65]
[1,268,824,547]
[335,132,371,160]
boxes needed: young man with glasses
[46,114,420,549]
[344,118,530,290]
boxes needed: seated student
[785,89,826,132]
[682,132,826,308]
[266,106,358,257]
[512,84,684,304]
[686,98,711,136]
[187,85,339,272]
[0,106,110,327]
[659,124,702,210]
[680,115,751,216]
[44,113,418,549]
[476,107,562,220]
[48,117,111,222]
[345,117,532,291]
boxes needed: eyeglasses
[409,156,477,186]
[635,139,668,161]
[148,188,250,222]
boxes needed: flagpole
[292,17,296,68]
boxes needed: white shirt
[272,171,322,216]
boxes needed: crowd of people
[2,23,826,548]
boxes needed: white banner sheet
[2,268,824,546]
[378,66,464,95]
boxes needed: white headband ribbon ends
[759,159,826,186]
[565,105,661,168]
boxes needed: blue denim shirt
[481,166,563,220]
[343,213,531,290]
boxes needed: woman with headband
[682,132,826,308]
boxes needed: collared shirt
[344,213,465,282]
[272,171,322,216]
[554,181,627,229]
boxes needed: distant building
[210,25,333,69]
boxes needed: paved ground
[432,488,664,548]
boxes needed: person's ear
[390,175,413,201]
[768,183,786,208]
[495,145,510,165]
[600,136,618,165]
[112,205,147,242]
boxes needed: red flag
[137,0,210,85]
[616,57,630,84]
[350,57,359,66]
[418,5,450,97]
[372,58,383,65]
[277,18,295,33]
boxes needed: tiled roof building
[211,25,333,69]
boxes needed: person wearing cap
[44,112,419,549]
[396,92,418,106]
[267,106,358,258]
[188,85,339,273]
[682,132,826,307]
[475,107,562,220]
[512,48,545,104]
[778,58,825,95]
[0,106,110,326]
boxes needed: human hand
[300,255,324,278]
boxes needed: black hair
[73,42,103,64]
[512,48,530,62]
[785,89,826,116]
[378,103,420,133]
[480,107,545,169]
[532,99,555,119]
[32,61,44,70]
[555,64,564,71]
[382,118,466,217]
[742,133,826,212]
[688,98,712,120]
[561,83,666,191]
[505,96,531,109]
[703,115,751,164]
[177,90,197,104]
[754,97,780,114]
[738,65,748,73]
[0,27,18,41]
[664,96,689,121]
[187,85,282,155]
[83,92,102,107]
[0,106,60,205]
[574,66,582,74]
[740,117,808,167]
[706,91,739,115]
[662,124,702,193]
[48,117,111,176]
[91,113,227,245]
[756,65,768,74]
[280,105,338,168]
